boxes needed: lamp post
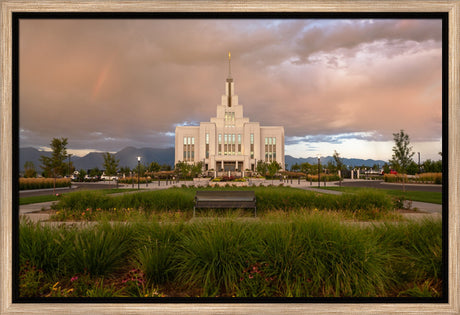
[137,156,141,190]
[68,154,72,189]
[418,152,421,173]
[317,156,321,188]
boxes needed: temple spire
[226,52,233,107]
[227,51,232,79]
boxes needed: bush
[19,178,71,190]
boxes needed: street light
[137,156,141,190]
[317,156,321,188]
[68,154,72,189]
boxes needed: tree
[332,150,344,175]
[300,162,313,175]
[290,163,300,172]
[23,161,37,178]
[103,152,119,176]
[267,161,281,184]
[190,161,203,178]
[77,169,87,181]
[40,137,69,178]
[383,163,390,174]
[406,161,419,175]
[256,160,268,177]
[160,164,172,171]
[148,161,161,173]
[89,167,103,178]
[389,130,415,174]
[389,130,415,191]
[175,161,191,179]
[119,166,131,177]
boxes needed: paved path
[19,180,442,223]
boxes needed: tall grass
[384,173,442,184]
[133,221,184,285]
[174,220,258,296]
[52,187,393,221]
[18,214,442,298]
[19,219,73,276]
[19,178,71,190]
[68,222,135,276]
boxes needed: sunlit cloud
[18,18,442,160]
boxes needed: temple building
[175,53,285,175]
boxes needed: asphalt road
[339,180,442,193]
[19,182,120,198]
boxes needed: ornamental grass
[18,215,442,298]
[19,178,71,190]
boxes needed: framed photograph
[1,1,459,314]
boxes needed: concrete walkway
[19,180,442,223]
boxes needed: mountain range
[19,147,387,172]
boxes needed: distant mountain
[19,147,51,172]
[285,155,387,169]
[115,147,175,169]
[19,147,175,171]
[19,147,387,172]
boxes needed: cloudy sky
[19,18,443,161]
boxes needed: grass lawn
[19,188,141,205]
[322,187,442,204]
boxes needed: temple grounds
[18,182,442,299]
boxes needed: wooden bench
[193,191,257,217]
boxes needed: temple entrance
[223,162,236,171]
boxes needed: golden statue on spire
[227,51,232,78]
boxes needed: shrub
[19,178,71,190]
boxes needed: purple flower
[70,276,78,282]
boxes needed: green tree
[160,164,172,171]
[89,167,103,178]
[39,137,69,178]
[383,163,390,174]
[389,130,415,191]
[23,161,37,178]
[422,159,442,173]
[290,163,300,172]
[103,152,119,176]
[175,161,191,179]
[256,160,268,177]
[300,162,313,175]
[119,166,131,177]
[333,150,344,175]
[77,169,87,181]
[267,161,281,184]
[190,161,204,178]
[148,161,161,173]
[132,164,146,177]
[389,130,415,173]
[406,161,419,175]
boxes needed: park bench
[193,191,257,217]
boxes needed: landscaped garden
[18,186,443,299]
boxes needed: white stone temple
[175,53,285,175]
